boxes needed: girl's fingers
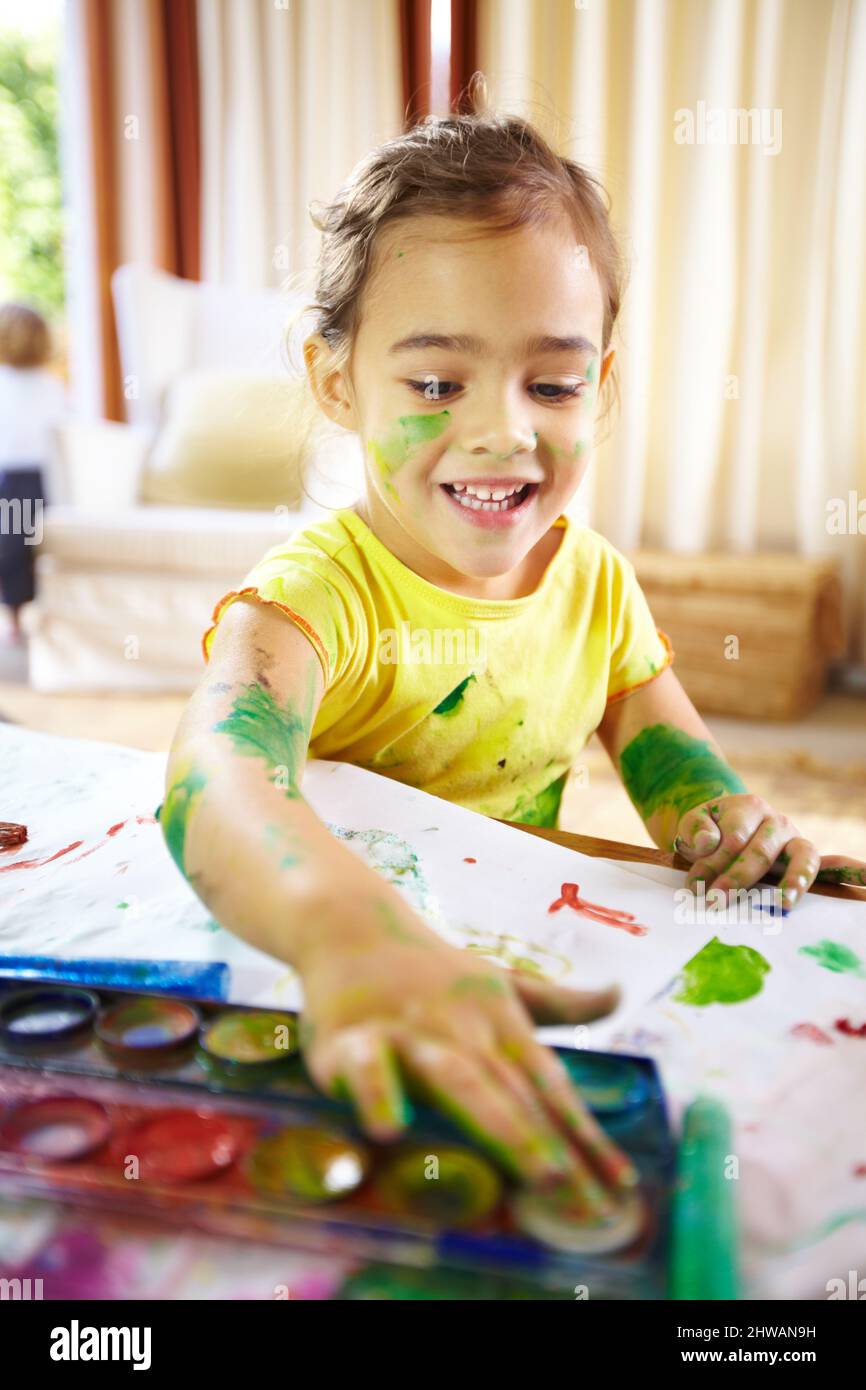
[815,855,866,890]
[479,1049,615,1215]
[396,1033,590,1194]
[684,796,766,891]
[775,838,822,909]
[506,970,620,1026]
[673,801,724,860]
[708,817,792,897]
[307,1024,409,1142]
[501,1029,639,1193]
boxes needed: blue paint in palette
[0,957,229,1000]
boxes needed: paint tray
[0,980,675,1297]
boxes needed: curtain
[197,0,404,289]
[476,0,866,663]
[401,0,433,126]
[62,0,201,422]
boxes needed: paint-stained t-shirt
[201,508,673,829]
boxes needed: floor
[2,630,864,861]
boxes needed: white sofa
[27,266,363,693]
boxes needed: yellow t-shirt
[202,508,673,829]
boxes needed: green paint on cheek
[674,937,770,1006]
[799,939,865,976]
[213,682,309,796]
[585,358,598,383]
[433,673,476,715]
[368,411,451,484]
[619,724,745,821]
[162,760,208,876]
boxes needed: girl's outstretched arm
[164,598,637,1205]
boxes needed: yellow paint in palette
[199,1009,298,1066]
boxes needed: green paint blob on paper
[674,937,770,1007]
[433,673,476,716]
[620,724,745,821]
[799,940,865,976]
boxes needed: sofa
[27,265,363,693]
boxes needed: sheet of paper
[2,724,865,1299]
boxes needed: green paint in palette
[675,937,770,1006]
[200,1009,299,1066]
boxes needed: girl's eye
[405,379,461,399]
[408,380,589,403]
[530,382,585,402]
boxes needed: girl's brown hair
[0,302,52,369]
[295,82,625,427]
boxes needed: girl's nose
[460,417,538,462]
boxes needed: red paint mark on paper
[791,1022,834,1046]
[853,1164,866,1178]
[0,815,158,874]
[0,840,84,873]
[547,882,648,936]
[835,1018,866,1038]
[463,857,476,864]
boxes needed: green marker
[669,1096,740,1299]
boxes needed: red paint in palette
[548,882,648,936]
[118,1110,246,1183]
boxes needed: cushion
[140,370,316,509]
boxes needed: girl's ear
[303,333,358,430]
[598,348,616,390]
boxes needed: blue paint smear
[0,956,230,999]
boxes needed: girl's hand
[673,792,822,910]
[298,892,638,1217]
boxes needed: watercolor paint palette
[0,981,675,1297]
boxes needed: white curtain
[478,0,866,663]
[197,0,404,291]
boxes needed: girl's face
[307,212,614,589]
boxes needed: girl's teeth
[447,485,529,513]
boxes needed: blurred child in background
[0,301,67,641]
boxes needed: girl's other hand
[672,792,822,911]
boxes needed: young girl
[0,302,67,640]
[164,111,854,1217]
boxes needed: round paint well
[559,1053,649,1115]
[247,1126,371,1203]
[0,1096,112,1162]
[95,996,200,1060]
[122,1109,244,1183]
[0,987,98,1046]
[374,1145,502,1228]
[199,1009,298,1068]
[513,1187,646,1254]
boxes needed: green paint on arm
[433,672,476,716]
[213,680,313,797]
[674,937,770,1006]
[619,724,745,822]
[161,759,208,877]
[799,940,865,976]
